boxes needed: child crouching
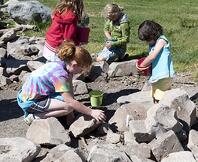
[17,42,106,125]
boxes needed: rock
[145,104,183,136]
[87,144,131,162]
[129,120,154,143]
[73,80,88,95]
[151,130,184,161]
[69,115,99,138]
[161,151,196,162]
[41,144,83,162]
[26,117,71,146]
[117,90,154,109]
[160,88,197,129]
[187,129,198,161]
[108,60,137,77]
[109,102,147,132]
[7,0,51,24]
[0,137,40,162]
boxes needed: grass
[28,0,198,81]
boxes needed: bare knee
[96,56,105,62]
[63,106,73,114]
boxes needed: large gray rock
[41,144,83,162]
[87,61,109,82]
[7,38,43,60]
[160,88,196,129]
[161,151,196,162]
[73,80,88,95]
[188,129,198,161]
[145,104,182,136]
[69,115,99,138]
[87,144,131,162]
[109,102,148,132]
[0,137,40,162]
[41,144,73,162]
[151,130,184,161]
[117,91,154,109]
[108,60,137,77]
[123,143,151,160]
[26,117,71,146]
[7,0,51,24]
[129,120,154,143]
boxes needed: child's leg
[96,47,118,62]
[24,98,73,125]
[35,98,73,118]
[152,78,172,103]
[96,55,106,62]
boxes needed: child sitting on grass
[96,3,130,63]
[137,20,175,103]
[17,42,106,125]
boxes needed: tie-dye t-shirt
[21,61,70,102]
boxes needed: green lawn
[34,0,198,80]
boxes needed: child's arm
[104,20,112,40]
[61,92,106,122]
[111,23,130,47]
[104,31,112,40]
[140,39,167,67]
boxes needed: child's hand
[136,66,144,72]
[90,109,106,122]
[136,63,147,75]
[105,41,112,49]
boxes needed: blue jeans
[97,47,125,62]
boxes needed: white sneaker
[24,114,40,126]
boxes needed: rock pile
[0,1,198,162]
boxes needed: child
[43,0,85,62]
[96,3,130,63]
[137,20,175,103]
[17,42,106,125]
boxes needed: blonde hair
[58,42,92,71]
[102,3,123,19]
[54,0,84,20]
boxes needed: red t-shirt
[46,10,80,48]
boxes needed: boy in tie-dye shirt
[17,42,106,125]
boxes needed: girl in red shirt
[43,0,84,61]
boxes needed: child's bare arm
[140,39,167,67]
[61,92,106,122]
[104,31,112,40]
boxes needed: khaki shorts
[151,78,172,101]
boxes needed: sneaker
[24,114,40,126]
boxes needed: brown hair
[58,42,92,71]
[138,20,163,42]
[53,0,84,20]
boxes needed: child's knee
[62,105,73,115]
[96,56,105,61]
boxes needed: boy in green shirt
[96,3,130,63]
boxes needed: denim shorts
[97,47,125,62]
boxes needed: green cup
[89,90,104,107]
